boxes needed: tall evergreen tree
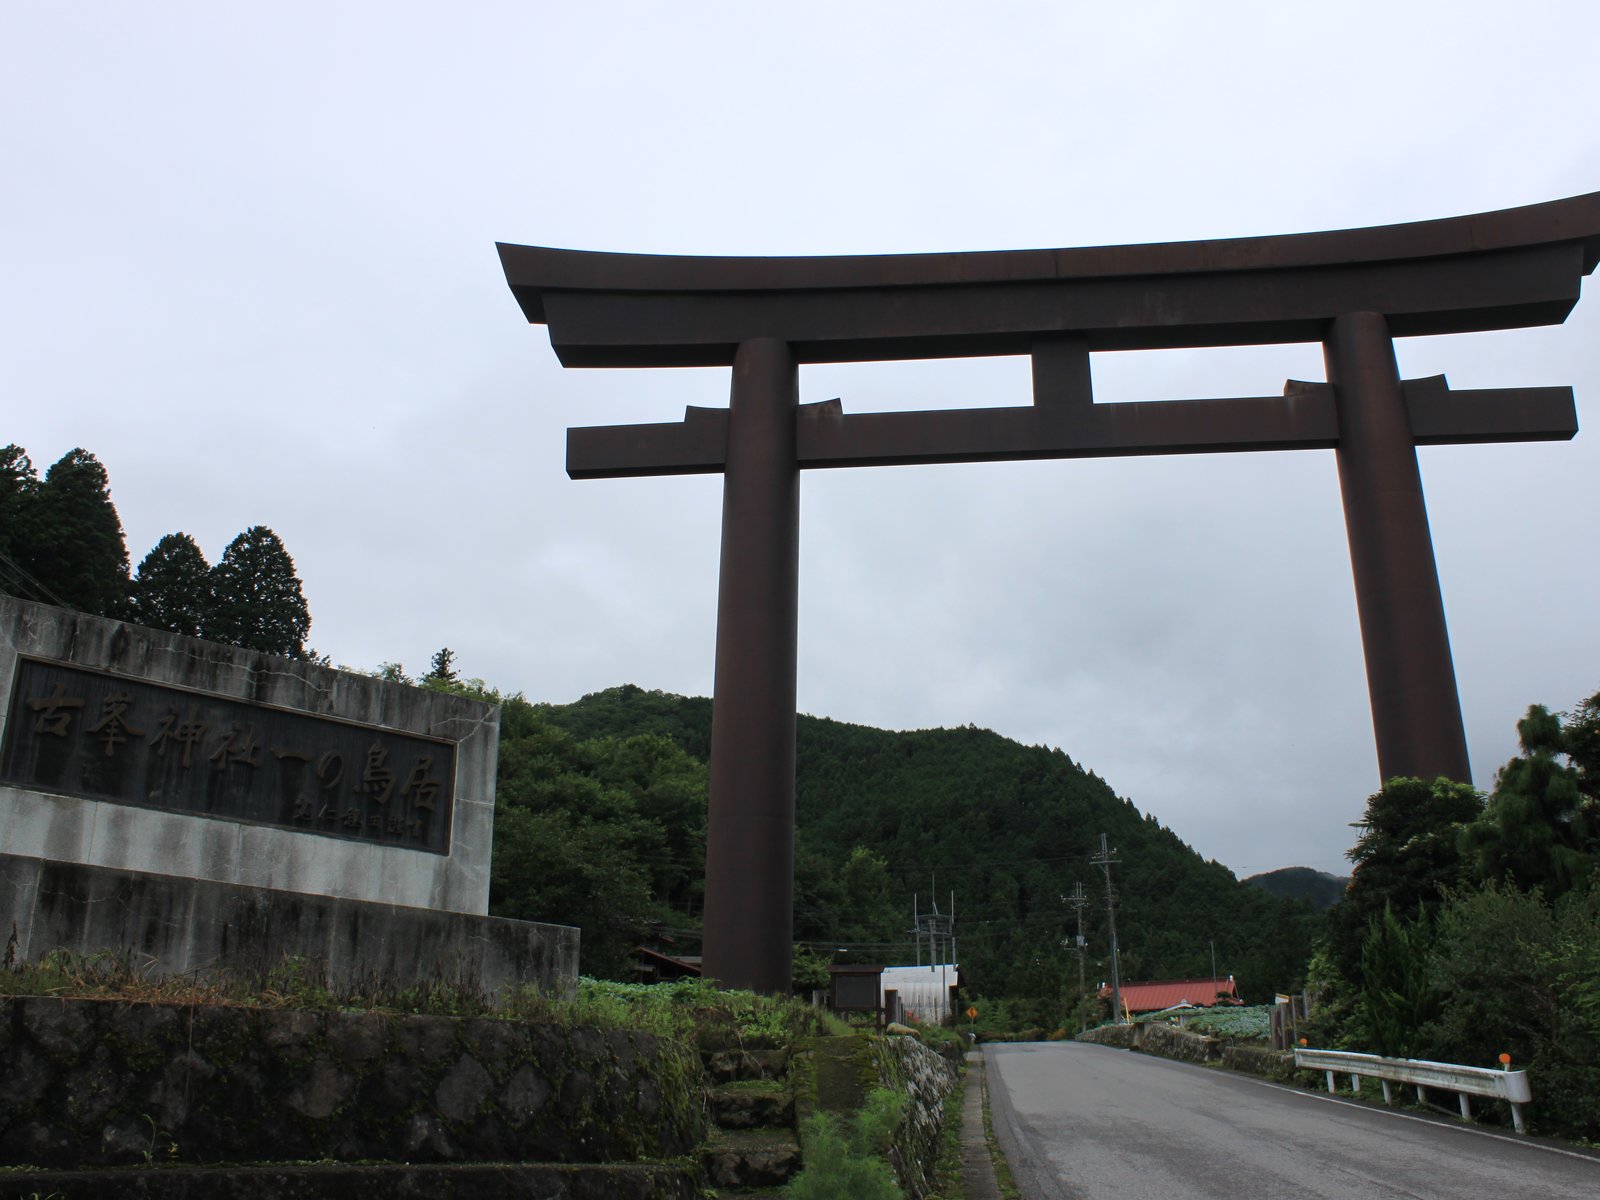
[0,445,41,598]
[1561,688,1600,804]
[425,647,459,683]
[23,448,131,616]
[130,532,212,636]
[1460,705,1598,896]
[1324,775,1482,982]
[205,525,311,657]
[1359,903,1439,1059]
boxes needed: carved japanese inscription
[1,659,455,854]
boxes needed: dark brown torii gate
[499,192,1600,994]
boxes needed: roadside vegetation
[0,949,846,1046]
[1303,686,1600,1141]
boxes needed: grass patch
[922,1073,967,1200]
[981,1063,1022,1200]
[0,948,841,1047]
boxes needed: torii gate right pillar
[1326,311,1472,785]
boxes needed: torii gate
[499,192,1599,994]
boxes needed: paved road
[986,1041,1600,1200]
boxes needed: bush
[1422,882,1600,1139]
[786,1087,907,1199]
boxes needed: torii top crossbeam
[498,193,1598,994]
[500,190,1600,366]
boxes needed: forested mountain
[1244,867,1348,911]
[523,684,1323,1017]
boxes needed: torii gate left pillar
[703,338,799,990]
[499,191,1599,994]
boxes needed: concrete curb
[960,1048,1004,1199]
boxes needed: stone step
[702,1127,803,1189]
[709,1081,795,1130]
[703,1044,790,1084]
[0,1161,700,1199]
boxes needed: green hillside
[521,685,1322,1016]
[1244,866,1348,911]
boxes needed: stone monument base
[1,853,578,998]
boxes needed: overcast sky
[5,2,1598,880]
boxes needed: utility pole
[912,887,958,1018]
[1091,834,1123,1023]
[1065,882,1088,1033]
[915,889,947,972]
[915,896,928,972]
[912,889,956,967]
[940,896,953,979]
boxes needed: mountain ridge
[527,685,1324,1013]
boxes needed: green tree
[205,525,312,657]
[1424,882,1600,1139]
[129,532,211,636]
[424,646,459,683]
[0,445,40,594]
[1460,706,1598,897]
[590,732,708,911]
[1561,689,1600,802]
[834,846,903,948]
[1359,903,1438,1058]
[1325,776,1483,983]
[488,702,675,977]
[491,800,657,979]
[15,448,131,616]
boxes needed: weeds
[921,1074,967,1200]
[785,1086,907,1199]
[139,1114,177,1166]
[0,950,842,1048]
[981,1064,1022,1200]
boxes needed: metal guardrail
[1294,1048,1532,1133]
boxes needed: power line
[0,548,72,609]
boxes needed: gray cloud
[4,2,1597,878]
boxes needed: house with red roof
[1098,976,1241,1017]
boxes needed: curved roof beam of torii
[498,191,1600,368]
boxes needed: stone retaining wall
[1133,1022,1223,1063]
[0,997,705,1170]
[1076,1022,1137,1049]
[1077,1021,1297,1082]
[1220,1043,1296,1080]
[0,1162,699,1200]
[875,1034,960,1199]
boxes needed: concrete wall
[2,855,579,998]
[0,598,497,914]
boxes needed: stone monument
[0,595,577,994]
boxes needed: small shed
[632,946,703,984]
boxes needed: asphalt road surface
[986,1041,1600,1200]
